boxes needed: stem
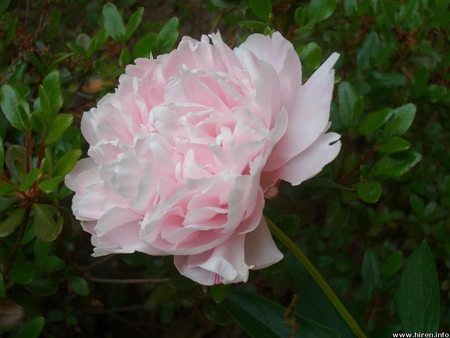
[341,144,378,183]
[265,216,367,338]
[279,0,286,34]
[338,133,354,177]
[4,205,32,277]
[36,137,46,170]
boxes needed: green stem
[265,216,367,338]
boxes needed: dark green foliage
[0,0,448,337]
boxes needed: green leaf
[356,108,393,135]
[0,207,26,237]
[23,52,44,74]
[249,0,272,21]
[378,137,411,155]
[237,20,268,30]
[210,0,241,8]
[297,42,322,77]
[357,32,380,71]
[102,3,126,43]
[125,7,144,41]
[384,103,416,137]
[37,255,66,273]
[371,151,421,179]
[24,273,58,296]
[286,252,355,337]
[87,28,108,59]
[147,283,178,306]
[307,0,337,22]
[67,41,87,57]
[221,291,340,338]
[0,274,4,297]
[0,183,15,196]
[411,67,429,98]
[0,197,20,212]
[38,86,51,126]
[22,316,44,338]
[381,251,403,279]
[158,17,179,54]
[338,81,363,131]
[38,176,64,194]
[119,48,131,67]
[425,84,447,103]
[9,260,35,284]
[294,7,307,25]
[370,71,406,88]
[42,70,63,121]
[76,33,90,51]
[210,284,231,303]
[0,0,10,14]
[357,180,382,203]
[53,149,82,177]
[202,298,233,325]
[32,204,63,242]
[68,276,90,296]
[0,84,30,132]
[19,168,42,192]
[45,113,73,145]
[409,194,425,218]
[132,33,158,59]
[49,52,74,70]
[302,177,353,191]
[362,249,381,288]
[399,0,419,22]
[34,240,53,260]
[0,135,4,173]
[326,194,350,233]
[397,241,439,332]
[5,145,26,183]
[344,0,358,15]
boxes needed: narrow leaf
[381,251,403,279]
[0,84,30,132]
[221,291,340,338]
[125,7,144,41]
[357,108,393,135]
[132,33,158,59]
[384,103,416,137]
[42,70,63,120]
[45,113,73,145]
[397,241,439,332]
[338,81,363,131]
[53,149,82,177]
[158,17,179,54]
[19,168,42,192]
[362,249,381,288]
[378,137,411,155]
[102,3,126,42]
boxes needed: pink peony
[65,32,341,285]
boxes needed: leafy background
[0,0,449,337]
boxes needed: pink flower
[65,32,340,285]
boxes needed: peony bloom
[65,32,341,285]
